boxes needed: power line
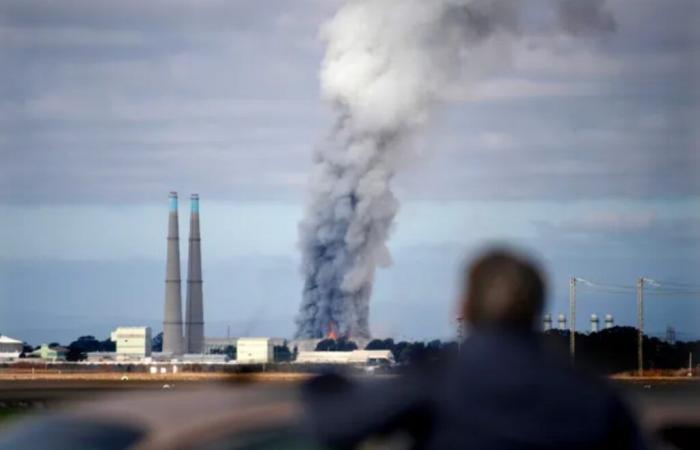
[568,275,700,377]
[653,280,700,289]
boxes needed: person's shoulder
[551,361,632,418]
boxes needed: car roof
[9,383,303,450]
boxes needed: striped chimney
[163,192,184,355]
[185,194,204,353]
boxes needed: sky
[0,0,698,345]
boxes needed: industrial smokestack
[295,0,616,339]
[185,194,204,354]
[163,192,184,355]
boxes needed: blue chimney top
[191,194,199,213]
[169,191,178,211]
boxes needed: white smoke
[296,0,615,339]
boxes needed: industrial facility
[236,338,274,364]
[295,350,394,366]
[543,313,615,333]
[163,192,205,356]
[111,327,152,359]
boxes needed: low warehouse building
[295,350,394,365]
[236,338,273,364]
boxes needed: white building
[295,350,394,366]
[181,353,229,363]
[111,327,152,360]
[0,335,23,361]
[236,337,273,364]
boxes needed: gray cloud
[0,0,697,204]
[558,0,616,35]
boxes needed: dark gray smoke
[558,0,617,35]
[295,0,615,339]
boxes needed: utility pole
[569,277,576,362]
[637,277,644,377]
[690,352,694,377]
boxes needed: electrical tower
[666,326,676,345]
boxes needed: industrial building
[295,350,394,365]
[236,338,273,364]
[0,335,23,361]
[289,338,322,353]
[111,327,152,359]
[162,192,205,357]
[203,337,237,354]
[181,353,229,363]
[31,344,68,361]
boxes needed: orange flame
[326,321,338,340]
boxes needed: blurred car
[0,379,698,450]
[0,384,319,450]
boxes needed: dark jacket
[302,329,647,450]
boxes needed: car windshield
[0,417,143,450]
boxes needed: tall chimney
[185,194,204,354]
[163,192,184,355]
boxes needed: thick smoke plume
[296,0,615,339]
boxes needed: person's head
[461,248,546,331]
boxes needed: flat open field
[0,369,312,383]
[1,370,698,425]
[0,373,700,428]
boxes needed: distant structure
[557,314,567,331]
[163,192,184,355]
[185,194,204,354]
[0,335,23,361]
[237,338,273,364]
[456,316,465,343]
[31,344,68,361]
[590,314,600,333]
[604,314,615,330]
[543,313,552,332]
[111,327,152,360]
[289,338,323,353]
[204,337,237,355]
[295,350,394,366]
[666,326,677,345]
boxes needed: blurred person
[302,248,647,450]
